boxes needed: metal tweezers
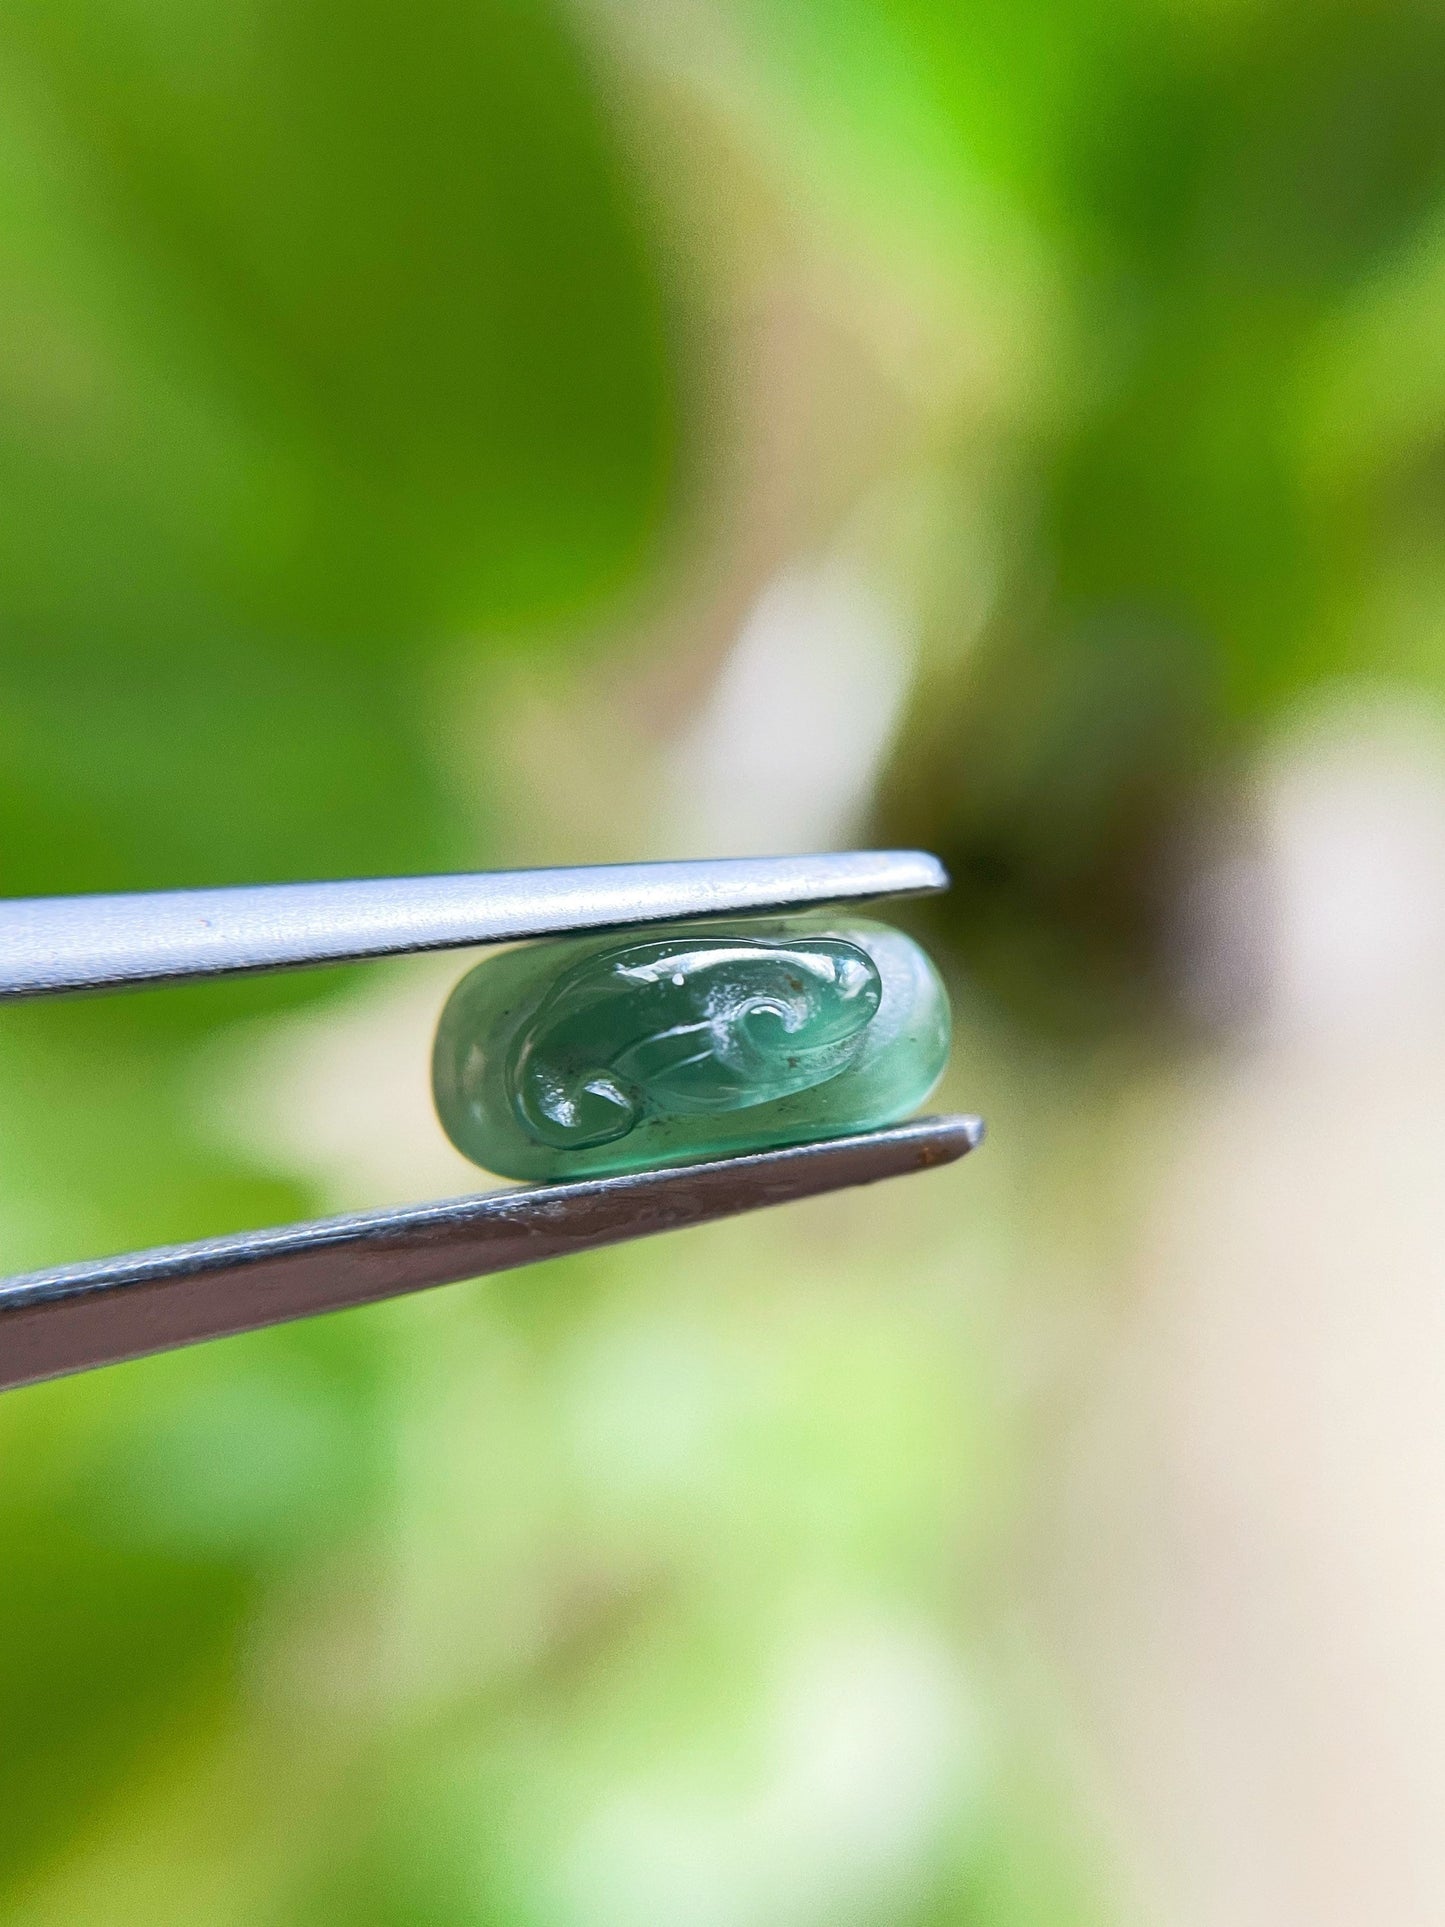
[0,852,982,1393]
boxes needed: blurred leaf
[0,0,682,899]
[0,0,679,639]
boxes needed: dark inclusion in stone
[432,915,951,1180]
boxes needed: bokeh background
[4,0,1445,1919]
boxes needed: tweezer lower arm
[0,1116,981,1392]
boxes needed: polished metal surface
[0,1115,983,1392]
[0,851,948,999]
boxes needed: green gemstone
[432,915,951,1180]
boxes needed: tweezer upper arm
[0,851,947,999]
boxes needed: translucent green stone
[431,915,951,1180]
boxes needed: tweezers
[0,852,983,1392]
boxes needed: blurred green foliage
[2,0,1443,1919]
[0,0,677,900]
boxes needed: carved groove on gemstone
[507,937,883,1148]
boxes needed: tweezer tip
[911,1112,984,1163]
[889,850,949,895]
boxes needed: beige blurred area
[1040,694,1445,1926]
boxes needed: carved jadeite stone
[431,915,950,1180]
